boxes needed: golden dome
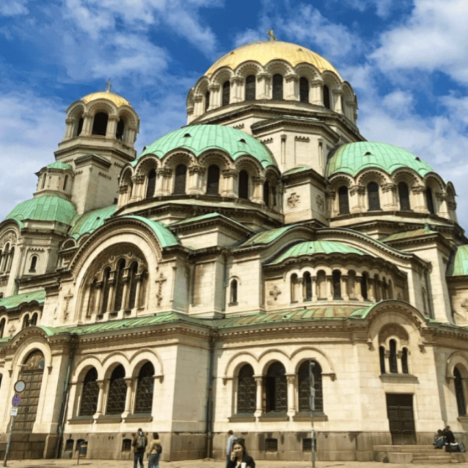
[206,41,342,79]
[81,90,130,108]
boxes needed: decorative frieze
[287,193,300,208]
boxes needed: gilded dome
[206,41,342,79]
[81,90,130,108]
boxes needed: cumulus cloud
[234,29,264,48]
[330,0,409,18]
[372,0,468,84]
[0,0,29,16]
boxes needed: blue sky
[1,0,468,226]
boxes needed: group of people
[433,425,465,452]
[225,430,256,468]
[132,429,162,468]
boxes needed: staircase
[373,444,466,464]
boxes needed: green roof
[70,205,117,238]
[124,216,179,247]
[6,195,77,226]
[240,225,299,247]
[170,212,251,232]
[384,226,436,242]
[267,240,365,265]
[449,245,468,276]
[0,290,46,311]
[47,161,72,170]
[135,125,277,168]
[283,167,310,176]
[327,142,435,178]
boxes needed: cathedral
[0,37,468,464]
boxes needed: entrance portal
[13,350,45,431]
[386,393,416,445]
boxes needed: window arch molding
[290,347,336,381]
[10,342,51,389]
[102,355,131,382]
[72,357,105,384]
[128,347,164,380]
[223,352,260,383]
[445,352,468,383]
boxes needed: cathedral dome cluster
[1,35,468,465]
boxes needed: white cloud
[330,0,407,18]
[233,29,264,48]
[0,0,29,16]
[372,0,468,84]
[382,89,415,115]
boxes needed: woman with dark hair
[228,438,255,468]
[146,432,161,468]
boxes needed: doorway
[386,393,416,445]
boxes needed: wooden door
[386,393,416,445]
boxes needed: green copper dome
[47,161,72,170]
[6,195,77,226]
[135,125,277,168]
[327,142,434,178]
[448,245,468,276]
[267,240,365,265]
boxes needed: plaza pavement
[4,459,468,468]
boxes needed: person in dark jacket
[227,438,255,468]
[132,428,148,468]
[444,426,455,444]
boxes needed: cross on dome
[106,79,112,92]
[267,28,277,41]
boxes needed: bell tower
[54,86,140,214]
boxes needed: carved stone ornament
[269,286,281,301]
[8,323,16,336]
[461,299,468,311]
[155,272,167,307]
[63,290,74,320]
[316,194,325,212]
[287,193,300,208]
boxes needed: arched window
[361,274,368,300]
[303,272,312,301]
[298,361,323,412]
[222,81,230,106]
[146,169,156,199]
[374,275,381,302]
[367,182,380,211]
[299,77,309,103]
[238,170,249,199]
[382,278,388,300]
[173,164,187,195]
[398,182,410,211]
[272,74,283,100]
[63,175,69,191]
[30,256,38,272]
[116,119,125,141]
[338,186,350,214]
[92,112,108,136]
[323,85,331,109]
[30,313,38,326]
[139,269,149,308]
[7,247,14,273]
[291,274,300,303]
[0,318,5,339]
[22,314,30,329]
[134,362,155,414]
[237,364,256,414]
[245,75,256,101]
[332,270,341,299]
[389,339,398,373]
[265,362,287,413]
[206,165,220,195]
[113,259,126,312]
[401,348,409,374]
[205,91,210,111]
[79,368,99,416]
[263,181,270,206]
[127,262,139,309]
[100,268,111,314]
[106,365,127,415]
[271,186,277,207]
[379,346,386,374]
[426,187,435,214]
[41,174,46,189]
[230,279,238,305]
[454,367,466,416]
[316,270,326,299]
[87,279,97,316]
[76,117,84,136]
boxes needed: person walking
[227,438,255,468]
[132,428,148,468]
[225,430,236,468]
[147,433,161,468]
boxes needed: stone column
[94,380,106,416]
[285,74,299,101]
[155,168,171,196]
[385,351,392,374]
[106,271,116,312]
[396,352,403,374]
[64,118,75,140]
[72,382,83,417]
[254,376,263,417]
[411,185,427,213]
[286,374,296,417]
[310,80,323,105]
[355,276,364,302]
[368,278,376,302]
[221,169,238,198]
[252,177,265,204]
[118,185,130,209]
[194,94,203,117]
[326,276,333,301]
[81,113,92,136]
[123,378,133,416]
[106,115,118,139]
[187,166,205,195]
[257,73,271,99]
[436,191,450,218]
[126,126,137,145]
[333,90,343,114]
[131,175,145,202]
[350,186,365,213]
[311,277,318,302]
[122,270,130,310]
[208,84,220,109]
[230,77,243,103]
[341,275,349,301]
[382,183,398,211]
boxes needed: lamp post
[309,361,316,468]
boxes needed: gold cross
[106,79,112,92]
[267,29,277,41]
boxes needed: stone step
[374,444,434,452]
[413,459,458,464]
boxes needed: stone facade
[0,39,467,463]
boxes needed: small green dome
[47,161,72,170]
[268,240,365,265]
[327,142,434,178]
[6,195,77,226]
[448,245,468,276]
[135,125,277,168]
